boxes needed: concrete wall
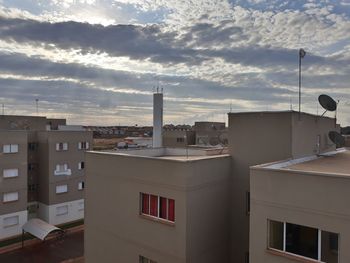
[0,131,28,216]
[0,115,47,131]
[228,111,337,263]
[85,152,231,263]
[250,167,350,263]
[37,131,92,206]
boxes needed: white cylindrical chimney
[153,91,163,148]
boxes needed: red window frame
[140,193,175,223]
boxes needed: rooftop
[256,148,350,177]
[91,147,229,162]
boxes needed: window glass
[141,193,149,215]
[159,197,167,219]
[286,223,318,260]
[3,216,19,227]
[3,169,19,178]
[168,199,175,222]
[150,195,158,217]
[321,231,339,263]
[3,192,19,202]
[56,205,68,215]
[269,220,284,250]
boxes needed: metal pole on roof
[298,48,306,119]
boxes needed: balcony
[54,169,72,176]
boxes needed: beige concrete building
[84,110,342,263]
[162,130,195,148]
[250,149,349,263]
[0,115,92,239]
[85,148,231,263]
[228,111,337,263]
[194,122,227,146]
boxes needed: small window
[3,144,18,153]
[78,141,89,150]
[28,163,37,171]
[246,191,250,215]
[3,168,19,178]
[269,220,284,250]
[3,215,19,227]
[28,143,38,151]
[78,162,85,170]
[3,192,19,202]
[56,184,68,194]
[78,201,84,211]
[176,137,184,143]
[56,205,68,216]
[139,255,157,263]
[78,181,85,190]
[56,142,68,151]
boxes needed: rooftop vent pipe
[153,88,163,148]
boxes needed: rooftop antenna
[318,94,337,117]
[2,103,4,115]
[230,100,232,112]
[298,48,306,119]
[35,99,39,115]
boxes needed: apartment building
[84,110,341,262]
[194,122,227,146]
[250,149,350,263]
[85,147,231,263]
[0,115,92,239]
[228,111,337,263]
[0,130,28,238]
[162,130,195,148]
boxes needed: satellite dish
[318,94,337,116]
[328,131,345,148]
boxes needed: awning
[22,218,63,240]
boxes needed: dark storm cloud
[0,52,296,105]
[1,16,349,72]
[0,16,205,65]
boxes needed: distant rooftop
[228,110,335,120]
[256,148,350,177]
[91,147,229,162]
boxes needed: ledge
[267,248,323,263]
[139,214,175,227]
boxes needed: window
[28,163,37,171]
[28,184,39,192]
[54,164,71,176]
[78,181,85,190]
[3,144,18,153]
[139,256,157,263]
[28,143,38,151]
[268,220,339,263]
[56,184,68,194]
[78,201,84,211]
[56,142,68,151]
[78,141,89,150]
[3,192,19,202]
[3,215,19,227]
[176,137,184,143]
[3,169,19,178]
[56,205,68,216]
[140,193,175,222]
[78,162,85,170]
[246,191,250,215]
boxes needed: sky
[0,0,349,126]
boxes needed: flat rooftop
[258,149,350,177]
[95,147,230,162]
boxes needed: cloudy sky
[0,0,349,126]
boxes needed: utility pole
[298,48,306,119]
